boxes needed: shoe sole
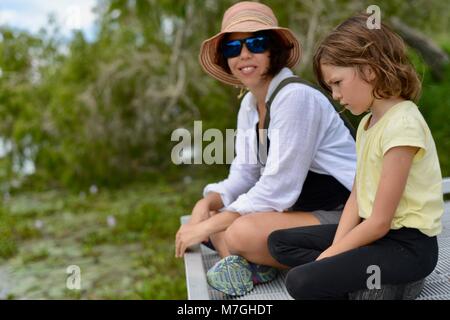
[207,255,253,296]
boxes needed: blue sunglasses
[222,35,269,59]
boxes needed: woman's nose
[239,44,252,59]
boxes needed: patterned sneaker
[249,263,278,285]
[206,255,278,296]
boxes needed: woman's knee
[224,216,256,254]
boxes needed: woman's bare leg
[207,210,231,257]
[209,231,230,257]
[223,211,321,268]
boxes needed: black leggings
[268,224,438,300]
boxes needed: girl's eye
[333,80,341,85]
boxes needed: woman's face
[320,63,374,115]
[225,32,271,90]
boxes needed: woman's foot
[206,255,277,296]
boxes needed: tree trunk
[389,17,449,80]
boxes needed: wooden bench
[181,177,450,300]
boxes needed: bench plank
[181,216,210,299]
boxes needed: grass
[0,174,215,299]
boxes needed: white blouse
[203,68,356,214]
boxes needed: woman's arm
[188,192,224,225]
[317,146,419,260]
[175,192,226,257]
[205,192,225,211]
[175,211,240,257]
[332,180,361,245]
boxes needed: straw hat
[199,1,302,86]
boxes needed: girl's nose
[332,90,342,101]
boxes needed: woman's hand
[173,198,211,258]
[175,222,209,258]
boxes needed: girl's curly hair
[313,13,421,102]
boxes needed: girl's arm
[317,146,419,260]
[332,180,361,245]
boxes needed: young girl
[268,13,444,300]
[175,1,356,296]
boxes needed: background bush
[0,0,448,191]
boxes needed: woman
[175,1,356,296]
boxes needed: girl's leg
[221,211,322,268]
[268,224,338,267]
[285,229,438,300]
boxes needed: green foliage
[419,64,450,177]
[0,207,18,259]
[0,0,448,190]
[403,45,450,177]
[0,179,203,299]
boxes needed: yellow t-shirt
[356,100,443,236]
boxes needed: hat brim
[199,26,302,86]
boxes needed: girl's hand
[175,222,209,258]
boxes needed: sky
[0,0,98,40]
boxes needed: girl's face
[320,64,375,115]
[225,32,271,90]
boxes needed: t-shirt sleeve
[381,114,427,159]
